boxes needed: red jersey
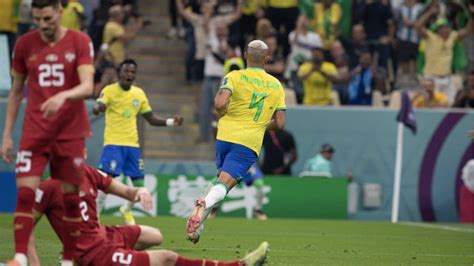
[12,29,93,140]
[34,165,113,256]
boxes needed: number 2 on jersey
[249,91,267,122]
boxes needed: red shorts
[16,137,85,185]
[105,225,141,249]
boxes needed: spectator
[329,40,350,104]
[358,0,395,71]
[238,0,264,52]
[452,70,474,108]
[168,0,185,39]
[61,0,85,31]
[414,3,474,105]
[302,143,335,177]
[266,0,300,58]
[17,0,33,36]
[197,24,235,143]
[261,129,297,176]
[340,23,371,70]
[347,50,379,105]
[176,0,242,81]
[0,0,20,56]
[286,14,323,103]
[255,18,276,40]
[396,0,424,76]
[312,0,342,49]
[263,34,285,82]
[298,47,342,105]
[102,5,144,66]
[412,78,449,108]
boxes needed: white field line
[401,222,474,233]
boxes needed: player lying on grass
[28,164,269,266]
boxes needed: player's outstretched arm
[1,72,26,163]
[40,65,94,117]
[92,102,107,115]
[267,110,286,131]
[105,180,153,211]
[142,112,183,127]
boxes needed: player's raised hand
[40,92,67,118]
[1,137,15,163]
[173,115,184,126]
[135,187,152,211]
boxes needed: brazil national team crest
[132,99,138,108]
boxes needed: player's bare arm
[1,71,26,163]
[267,110,286,131]
[214,89,232,115]
[92,101,107,115]
[457,5,473,41]
[414,4,438,38]
[105,179,153,211]
[40,65,94,117]
[142,112,184,127]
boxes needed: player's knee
[147,250,178,266]
[138,225,163,248]
[16,187,35,212]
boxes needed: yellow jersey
[61,2,84,31]
[103,21,125,65]
[217,67,286,155]
[267,0,298,8]
[298,62,337,105]
[97,83,152,147]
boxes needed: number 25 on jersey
[38,63,64,87]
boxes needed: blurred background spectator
[453,70,474,108]
[312,0,342,49]
[61,0,86,31]
[266,0,300,58]
[301,143,335,177]
[412,78,449,108]
[263,34,285,82]
[0,0,21,56]
[261,128,297,176]
[102,4,144,67]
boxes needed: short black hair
[118,59,138,71]
[32,0,61,9]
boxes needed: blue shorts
[98,145,144,179]
[215,140,258,180]
[242,162,263,186]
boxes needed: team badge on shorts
[110,160,117,171]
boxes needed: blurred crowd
[168,0,474,111]
[1,0,473,127]
[0,0,148,97]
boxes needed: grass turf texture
[1,214,473,265]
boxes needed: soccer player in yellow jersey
[186,40,286,244]
[93,59,183,225]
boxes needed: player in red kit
[0,0,94,265]
[27,165,269,266]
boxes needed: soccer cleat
[6,259,23,266]
[242,241,269,266]
[254,210,268,221]
[119,206,136,225]
[186,197,206,243]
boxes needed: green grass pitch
[1,214,473,265]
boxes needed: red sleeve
[34,179,55,214]
[75,32,94,66]
[11,36,27,74]
[85,166,113,192]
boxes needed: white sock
[14,253,27,266]
[60,260,74,266]
[204,184,227,210]
[123,200,135,211]
[97,191,107,215]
